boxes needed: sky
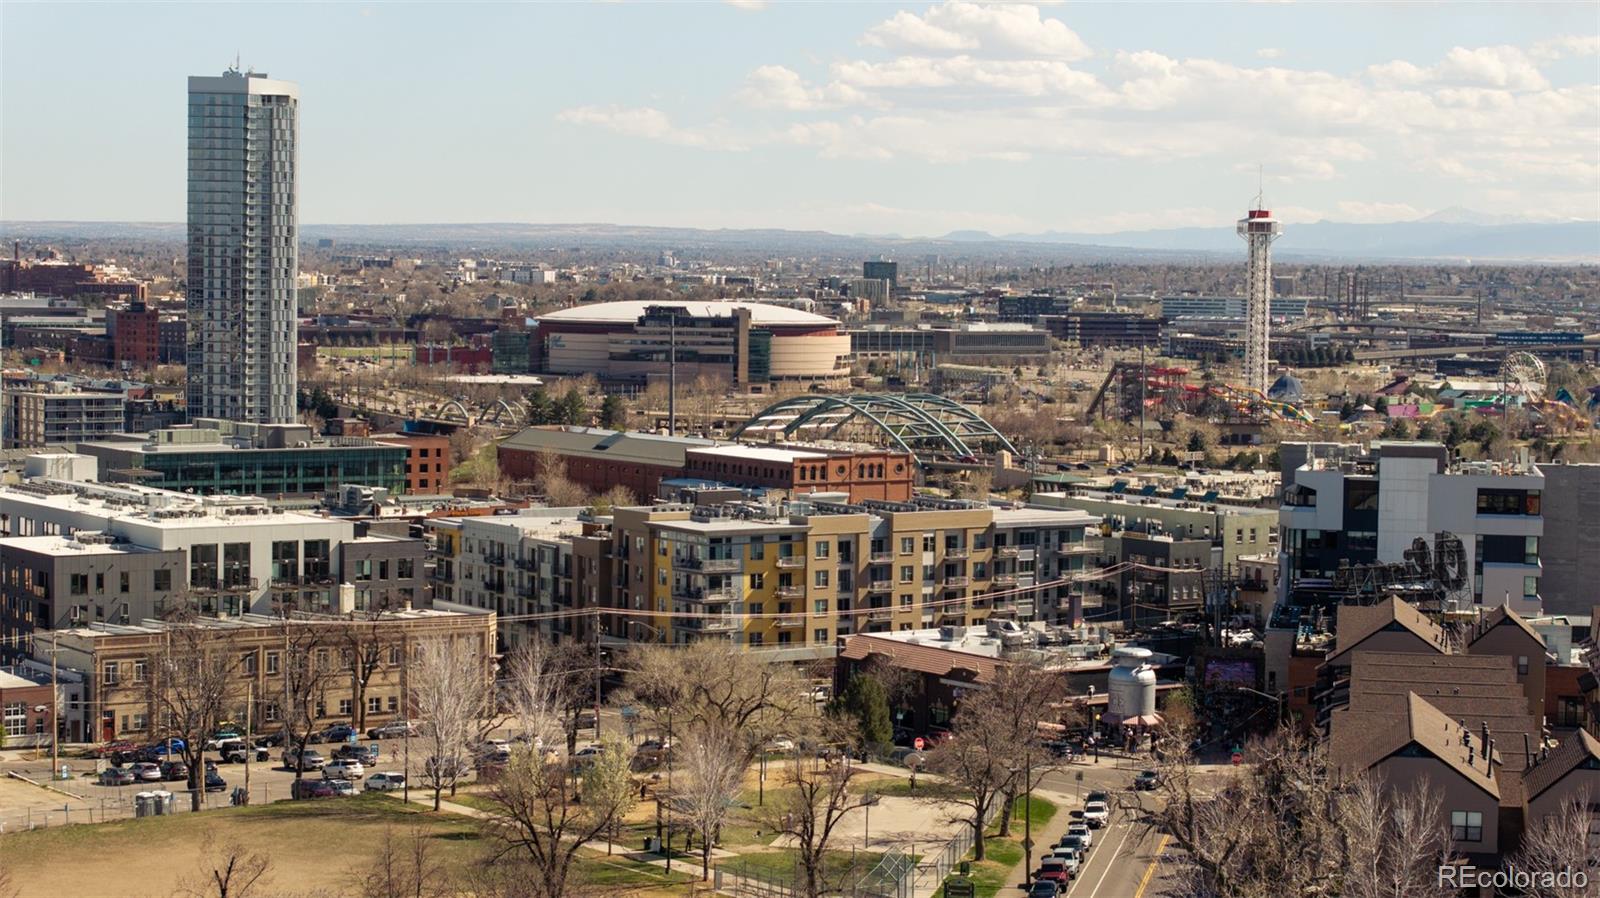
[2,1,1597,236]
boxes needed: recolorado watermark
[1439,864,1590,890]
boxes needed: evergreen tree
[558,388,587,426]
[834,675,892,752]
[599,394,627,430]
[526,388,556,425]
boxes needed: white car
[1067,821,1093,848]
[323,759,365,780]
[364,772,407,792]
[1049,847,1082,874]
[1082,800,1110,828]
[765,736,796,753]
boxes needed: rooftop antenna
[1255,163,1264,209]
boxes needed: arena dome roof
[537,300,837,327]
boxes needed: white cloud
[1531,34,1600,60]
[863,2,1091,60]
[555,106,739,150]
[834,55,1110,100]
[1370,45,1548,90]
[1256,48,1282,60]
[722,0,767,9]
[737,65,870,110]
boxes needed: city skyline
[1,2,1597,237]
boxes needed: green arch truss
[730,393,1020,462]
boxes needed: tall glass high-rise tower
[186,69,299,424]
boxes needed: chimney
[1481,721,1489,750]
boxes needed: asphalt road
[1032,759,1173,898]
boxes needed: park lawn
[932,795,1059,898]
[872,777,971,801]
[446,790,507,814]
[0,793,482,898]
[724,848,889,883]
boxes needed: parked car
[1066,822,1093,848]
[1033,858,1071,885]
[764,736,796,753]
[253,731,286,748]
[336,743,380,765]
[323,760,365,780]
[364,772,407,792]
[292,778,337,799]
[575,709,598,729]
[1082,800,1110,828]
[129,762,163,782]
[142,739,187,760]
[476,738,512,762]
[315,724,358,744]
[1049,847,1082,874]
[204,769,228,792]
[424,756,472,780]
[806,685,830,703]
[217,738,270,764]
[366,720,418,740]
[328,778,358,797]
[1134,769,1159,790]
[160,761,190,782]
[1058,834,1090,859]
[1086,790,1109,805]
[99,766,136,786]
[283,748,327,772]
[1028,881,1061,898]
[92,740,138,760]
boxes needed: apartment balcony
[483,553,507,566]
[866,609,893,623]
[675,585,739,604]
[774,616,806,629]
[943,548,969,560]
[992,573,1018,586]
[1056,544,1098,557]
[943,576,970,588]
[775,556,806,570]
[995,545,1019,558]
[514,557,536,572]
[683,615,739,633]
[869,552,894,564]
[775,585,805,600]
[679,556,743,574]
[867,580,893,592]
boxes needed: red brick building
[109,302,161,366]
[683,445,915,502]
[375,432,453,495]
[497,426,713,499]
[0,667,56,748]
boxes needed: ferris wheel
[1499,351,1546,400]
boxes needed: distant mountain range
[3,210,1595,262]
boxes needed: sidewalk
[997,788,1078,892]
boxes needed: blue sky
[3,1,1596,235]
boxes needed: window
[368,696,383,714]
[130,712,148,733]
[923,535,936,552]
[397,558,415,580]
[1524,576,1538,600]
[266,651,280,675]
[899,537,914,554]
[814,570,829,588]
[154,569,172,592]
[387,696,399,712]
[1476,488,1540,516]
[1345,479,1379,512]
[814,629,828,643]
[132,660,146,683]
[2,703,24,738]
[814,599,828,613]
[263,704,279,723]
[102,662,119,686]
[1450,811,1483,842]
[899,565,914,583]
[120,571,130,594]
[1517,655,1529,675]
[749,572,764,590]
[815,542,830,559]
[241,652,258,675]
[70,573,88,596]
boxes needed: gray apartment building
[186,69,300,424]
[4,385,127,449]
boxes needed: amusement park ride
[1084,360,1315,427]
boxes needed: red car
[1033,861,1071,886]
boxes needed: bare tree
[1508,789,1599,898]
[277,618,338,792]
[580,736,639,856]
[981,660,1068,837]
[625,640,812,769]
[534,447,589,507]
[1338,775,1454,898]
[177,833,272,898]
[411,634,497,809]
[342,605,401,734]
[482,740,635,898]
[670,728,746,880]
[761,756,879,898]
[354,826,451,898]
[922,700,1016,862]
[145,609,242,811]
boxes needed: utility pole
[50,633,59,779]
[244,681,253,801]
[591,605,602,741]
[1138,345,1146,462]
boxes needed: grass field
[0,792,693,898]
[931,795,1059,898]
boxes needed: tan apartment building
[34,608,494,743]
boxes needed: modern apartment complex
[1278,441,1543,616]
[186,69,299,424]
[1033,488,1276,569]
[0,470,426,652]
[3,383,127,449]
